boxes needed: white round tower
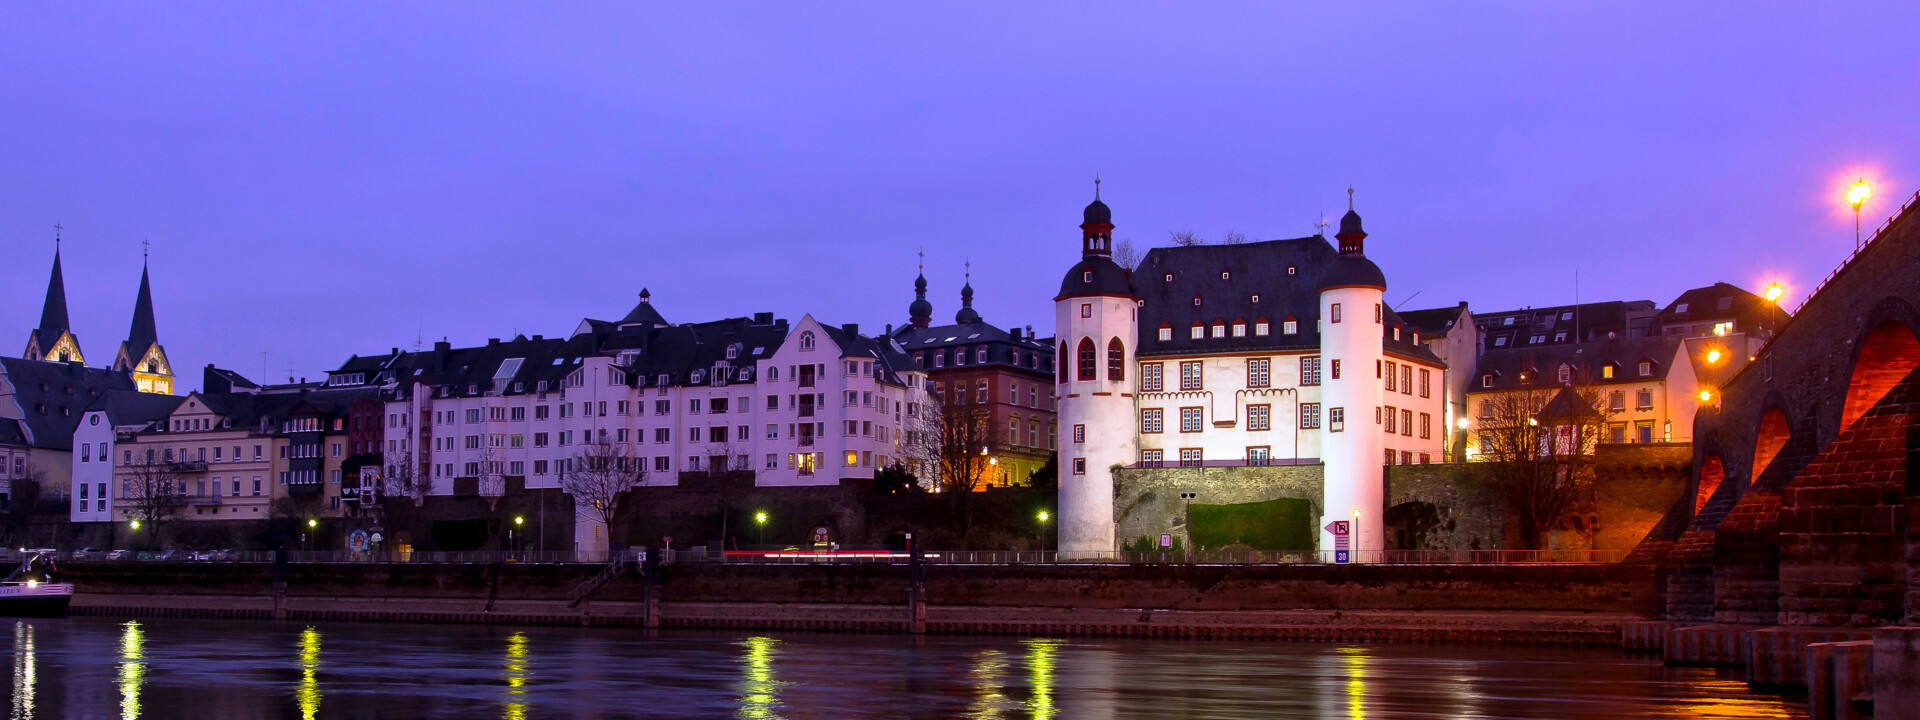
[1054,187,1137,558]
[1317,201,1387,559]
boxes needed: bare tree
[906,399,996,540]
[477,444,507,498]
[1470,383,1613,549]
[560,439,646,545]
[1113,238,1140,270]
[122,457,183,547]
[383,450,433,501]
[1220,231,1248,245]
[1168,230,1205,247]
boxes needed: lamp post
[1849,178,1872,250]
[755,511,768,548]
[1765,284,1784,338]
[1037,510,1051,555]
[306,518,317,552]
[512,515,524,556]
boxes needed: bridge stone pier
[1629,188,1920,715]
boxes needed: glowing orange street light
[1699,390,1713,403]
[1765,284,1784,303]
[1707,349,1723,364]
[1848,179,1872,250]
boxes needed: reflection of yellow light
[119,620,144,720]
[12,621,35,720]
[739,636,780,719]
[1025,638,1058,719]
[1527,418,1538,427]
[298,626,322,720]
[1707,350,1722,363]
[966,648,1011,716]
[1848,179,1872,209]
[24,579,35,589]
[1765,284,1783,303]
[1340,647,1367,720]
[503,631,529,720]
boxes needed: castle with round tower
[1054,187,1447,558]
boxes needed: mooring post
[643,546,662,630]
[272,546,289,620]
[908,542,927,634]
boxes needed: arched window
[1058,341,1069,381]
[1009,414,1021,445]
[799,331,816,350]
[976,346,988,363]
[1107,338,1125,381]
[1077,338,1097,381]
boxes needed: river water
[1,617,1803,719]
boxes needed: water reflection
[296,626,321,720]
[964,648,1011,716]
[118,621,144,720]
[10,622,33,720]
[738,636,781,719]
[502,631,530,720]
[1023,638,1058,720]
[1340,646,1368,720]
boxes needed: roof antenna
[1314,209,1330,237]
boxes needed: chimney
[487,338,500,346]
[842,323,859,338]
[886,324,894,335]
[1025,325,1035,340]
[532,334,543,342]
[1010,327,1021,341]
[204,365,229,394]
[434,341,452,373]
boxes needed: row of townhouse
[71,369,368,527]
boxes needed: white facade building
[342,294,926,552]
[1055,193,1448,557]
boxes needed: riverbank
[55,560,1653,645]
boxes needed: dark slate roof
[0,419,26,449]
[1476,299,1659,350]
[890,320,1055,377]
[1468,336,1682,393]
[1083,198,1111,225]
[125,264,159,357]
[0,357,135,450]
[1338,208,1364,236]
[32,250,72,354]
[1656,282,1774,330]
[1133,237,1443,366]
[1317,254,1386,292]
[617,289,669,327]
[1398,303,1468,338]
[204,366,261,392]
[816,323,920,386]
[1538,385,1606,422]
[88,389,186,428]
[1056,255,1134,300]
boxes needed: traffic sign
[1324,521,1349,536]
[1335,550,1351,564]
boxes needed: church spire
[24,227,83,364]
[955,259,981,324]
[908,246,933,328]
[114,246,174,394]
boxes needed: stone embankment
[60,561,1652,646]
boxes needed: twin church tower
[1054,186,1445,557]
[22,242,175,395]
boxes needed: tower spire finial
[918,245,924,273]
[54,222,62,248]
[1094,175,1101,200]
[142,237,150,263]
[1347,185,1354,210]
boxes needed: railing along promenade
[14,547,1627,566]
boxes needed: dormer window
[1392,327,1401,341]
[1164,273,1173,282]
[1676,302,1690,313]
[1158,324,1173,342]
[1211,321,1226,338]
[1286,265,1296,276]
[1494,337,1508,346]
[1192,296,1202,307]
[1083,270,1093,282]
[1220,271,1230,281]
[1561,311,1573,320]
[976,347,988,363]
[1231,320,1246,337]
[1190,322,1204,340]
[1250,294,1260,304]
[1503,317,1515,326]
[1639,361,1652,376]
[1254,318,1270,336]
[726,345,739,360]
[1481,374,1495,388]
[1602,364,1615,379]
[1283,318,1298,335]
[1554,332,1567,342]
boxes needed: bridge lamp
[1848,178,1872,249]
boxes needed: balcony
[170,460,208,473]
[188,494,223,506]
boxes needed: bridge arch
[1696,453,1725,516]
[1750,402,1792,483]
[1841,297,1920,433]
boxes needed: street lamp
[1765,284,1783,303]
[1037,510,1050,554]
[1848,178,1872,250]
[755,511,768,548]
[306,518,317,552]
[1706,349,1722,364]
[512,515,524,554]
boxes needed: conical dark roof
[126,263,158,355]
[1338,208,1365,237]
[618,289,668,327]
[34,250,72,353]
[1083,198,1111,225]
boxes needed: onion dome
[909,273,933,328]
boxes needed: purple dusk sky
[4,5,1916,391]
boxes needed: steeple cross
[53,222,62,247]
[142,237,151,261]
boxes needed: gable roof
[0,357,135,450]
[32,250,74,356]
[88,389,186,428]
[1469,335,1683,393]
[1134,236,1442,366]
[1398,303,1469,339]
